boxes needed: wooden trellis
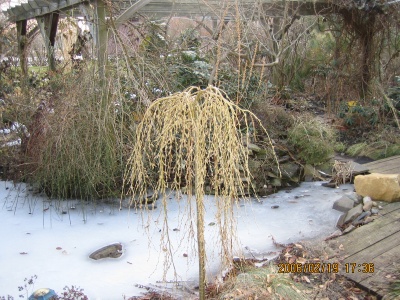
[4,0,337,76]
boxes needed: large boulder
[354,173,400,202]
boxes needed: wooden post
[95,0,108,80]
[16,20,28,76]
[36,12,59,73]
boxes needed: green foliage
[386,270,400,300]
[346,142,367,157]
[333,142,347,153]
[346,141,400,160]
[288,116,336,165]
[282,27,335,92]
[338,102,379,127]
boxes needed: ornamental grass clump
[25,70,128,200]
[125,86,279,300]
[288,116,336,165]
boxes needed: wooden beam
[115,0,153,25]
[16,19,28,76]
[36,12,60,72]
[95,0,108,79]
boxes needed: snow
[0,180,352,299]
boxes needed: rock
[343,204,363,224]
[363,196,372,204]
[332,195,355,212]
[247,143,267,155]
[248,159,263,172]
[89,243,123,260]
[303,165,317,182]
[343,224,356,234]
[322,181,337,188]
[278,155,290,164]
[356,194,363,203]
[352,211,371,225]
[346,192,362,205]
[336,213,347,227]
[363,216,376,224]
[325,229,343,240]
[29,288,57,300]
[280,162,300,180]
[270,178,282,187]
[354,173,400,202]
[371,208,379,215]
[363,201,373,211]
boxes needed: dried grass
[215,264,306,300]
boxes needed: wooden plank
[363,155,400,167]
[378,201,400,215]
[331,202,400,297]
[369,164,400,174]
[333,211,400,255]
[358,244,400,295]
[341,230,400,283]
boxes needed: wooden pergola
[4,0,337,77]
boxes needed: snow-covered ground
[0,180,352,299]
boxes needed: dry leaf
[302,276,311,283]
[297,257,307,264]
[339,244,344,250]
[294,243,303,249]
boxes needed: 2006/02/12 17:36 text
[277,263,375,274]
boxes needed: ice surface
[0,181,352,299]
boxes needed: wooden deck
[335,155,400,175]
[328,202,400,297]
[360,155,400,174]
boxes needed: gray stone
[280,162,300,180]
[332,195,355,212]
[353,211,371,225]
[270,178,282,187]
[344,204,363,224]
[371,208,379,215]
[336,213,347,227]
[363,216,376,224]
[247,143,266,154]
[343,224,356,234]
[356,194,363,203]
[346,192,362,205]
[89,243,123,260]
[325,229,343,240]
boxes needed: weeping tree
[125,86,278,300]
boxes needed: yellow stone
[354,173,400,202]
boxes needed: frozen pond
[0,180,352,299]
